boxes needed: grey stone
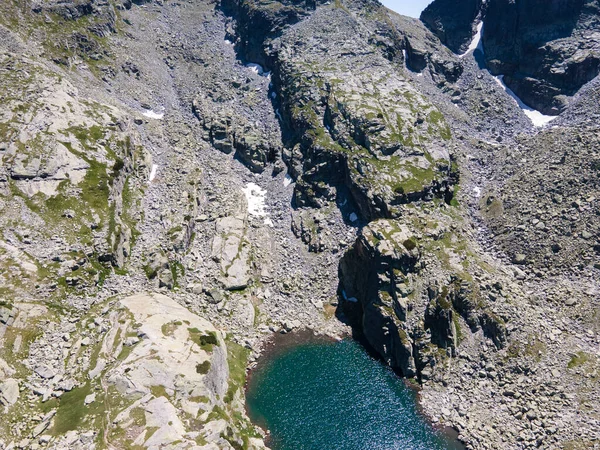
[0,379,19,405]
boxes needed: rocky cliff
[422,0,600,114]
[0,0,598,449]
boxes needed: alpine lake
[246,332,465,450]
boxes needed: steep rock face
[338,219,507,379]
[420,0,484,54]
[424,0,600,113]
[483,0,600,114]
[338,220,420,376]
[221,0,320,68]
[223,0,461,221]
[193,92,281,174]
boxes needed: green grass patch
[161,321,182,336]
[129,406,146,426]
[224,340,250,404]
[568,351,592,369]
[117,343,135,361]
[52,383,93,434]
[196,361,211,374]
[150,385,169,399]
[188,329,218,352]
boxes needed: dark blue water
[246,337,463,450]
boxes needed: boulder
[0,379,19,405]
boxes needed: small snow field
[459,22,483,58]
[283,174,293,187]
[246,62,270,77]
[493,76,557,127]
[456,23,556,127]
[142,109,165,120]
[149,164,158,182]
[242,182,273,227]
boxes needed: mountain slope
[0,0,598,449]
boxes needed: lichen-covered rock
[338,219,421,376]
[339,217,508,379]
[223,0,460,221]
[211,213,251,290]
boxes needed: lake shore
[245,329,465,450]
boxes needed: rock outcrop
[223,0,461,221]
[339,218,507,380]
[483,0,600,114]
[420,0,484,54]
[424,0,600,113]
[97,293,260,450]
[339,220,420,376]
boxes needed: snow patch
[283,173,293,187]
[224,39,233,45]
[242,183,273,227]
[473,186,482,197]
[459,22,483,58]
[456,21,557,127]
[349,212,358,223]
[149,164,158,182]
[493,76,557,127]
[142,109,164,120]
[246,63,270,77]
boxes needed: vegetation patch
[568,351,592,369]
[188,329,219,352]
[150,385,169,399]
[403,238,417,251]
[196,361,211,374]
[161,321,182,337]
[224,339,250,404]
[169,260,185,288]
[52,382,102,435]
[506,335,546,362]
